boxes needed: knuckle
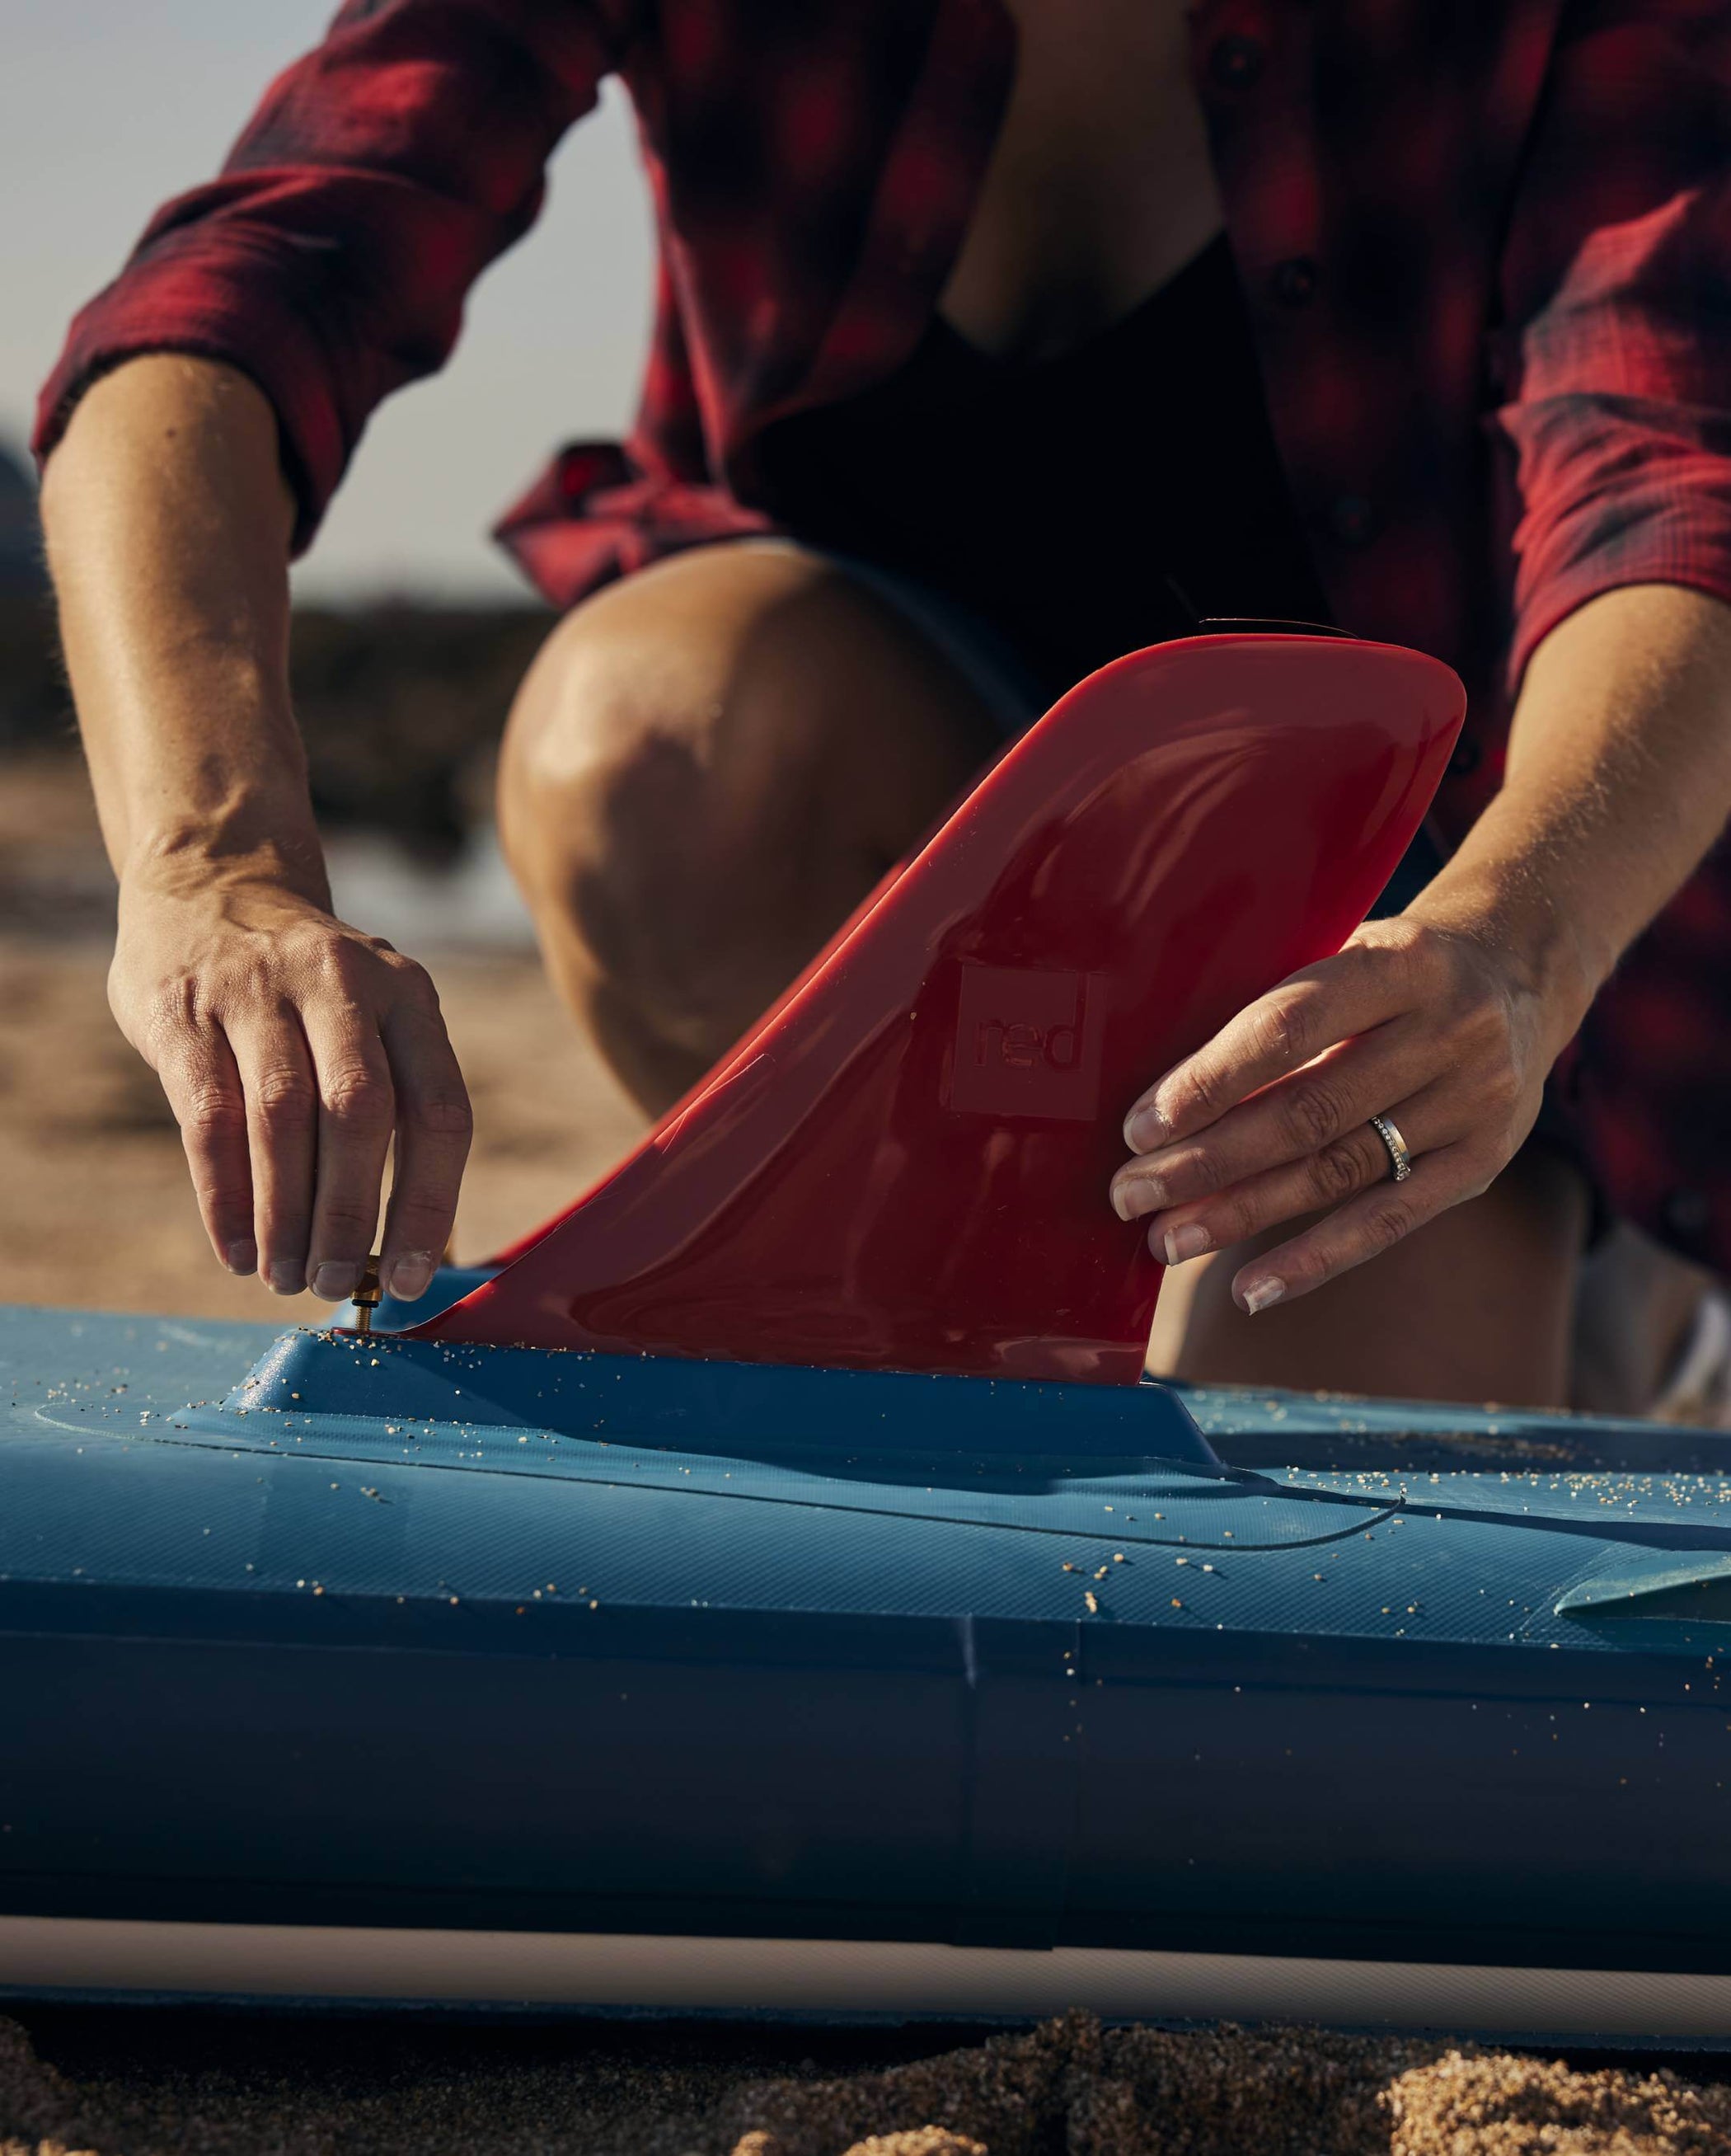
[1169,1144,1222,1199]
[313,936,361,979]
[1451,998,1501,1055]
[1208,1192,1260,1247]
[1373,916,1428,965]
[1255,995,1311,1069]
[1278,1076,1348,1153]
[321,1065,394,1128]
[316,1195,380,1240]
[391,1195,457,1242]
[1481,1062,1521,1115]
[314,942,381,1001]
[138,983,200,1052]
[180,1083,246,1143]
[1276,1240,1333,1293]
[1311,1133,1370,1204]
[186,1145,250,1202]
[394,962,441,1008]
[1170,1062,1226,1123]
[407,1087,474,1142]
[252,1069,317,1129]
[195,1186,252,1228]
[1361,1198,1415,1252]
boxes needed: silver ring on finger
[1368,1112,1413,1183]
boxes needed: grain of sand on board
[6,2009,1731,2155]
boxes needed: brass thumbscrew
[351,1254,383,1336]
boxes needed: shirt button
[1662,1189,1712,1243]
[1269,256,1320,308]
[1447,738,1482,777]
[1208,33,1266,90]
[1328,494,1377,547]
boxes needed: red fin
[421,633,1464,1380]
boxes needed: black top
[754,234,1332,700]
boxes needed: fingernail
[386,1252,435,1303]
[1112,1173,1167,1221]
[265,1259,304,1297]
[1124,1103,1170,1153]
[1239,1275,1286,1316]
[224,1239,257,1275]
[1164,1223,1211,1266]
[310,1261,361,1303]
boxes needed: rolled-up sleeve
[1492,0,1731,694]
[32,0,628,552]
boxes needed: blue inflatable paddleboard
[5,1297,1731,2043]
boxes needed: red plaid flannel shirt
[35,0,1731,1275]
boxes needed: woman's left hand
[1108,909,1583,1314]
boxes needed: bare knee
[498,543,999,1078]
[500,568,800,1056]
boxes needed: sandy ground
[10,751,1731,2153]
[6,2008,1731,2155]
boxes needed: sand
[4,2008,1731,2156]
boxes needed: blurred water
[0,782,542,951]
[323,825,538,958]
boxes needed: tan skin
[42,356,472,1308]
[40,0,1731,1403]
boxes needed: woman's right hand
[41,355,472,1305]
[110,866,473,1305]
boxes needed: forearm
[1411,583,1731,1038]
[38,354,471,1303]
[39,354,323,899]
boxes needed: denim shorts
[820,546,1447,914]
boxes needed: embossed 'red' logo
[945,966,1103,1121]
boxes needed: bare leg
[496,541,1005,1116]
[1147,1144,1589,1408]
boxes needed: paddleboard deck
[6,1301,1731,2041]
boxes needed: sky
[0,0,656,602]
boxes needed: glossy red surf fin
[420,632,1465,1381]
